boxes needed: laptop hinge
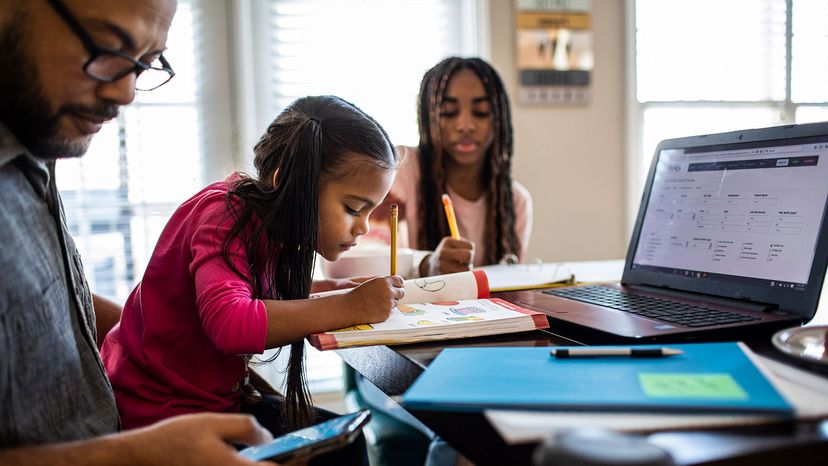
[628,285,778,313]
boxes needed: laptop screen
[631,137,828,291]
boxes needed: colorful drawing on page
[416,320,439,326]
[415,278,446,293]
[449,306,487,316]
[431,301,460,306]
[447,316,484,322]
[397,304,426,316]
[332,324,374,333]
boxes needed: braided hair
[415,57,519,264]
[221,96,396,429]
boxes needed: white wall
[488,1,628,262]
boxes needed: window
[252,0,482,392]
[58,0,203,300]
[631,0,828,199]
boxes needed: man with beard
[0,1,275,464]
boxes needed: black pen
[550,347,684,358]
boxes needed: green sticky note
[639,373,748,399]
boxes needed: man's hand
[0,413,279,466]
[118,413,277,466]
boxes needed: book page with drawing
[308,270,549,350]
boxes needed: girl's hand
[311,277,372,293]
[421,237,475,276]
[345,276,405,324]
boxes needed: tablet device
[238,410,371,463]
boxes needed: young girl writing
[376,57,533,277]
[101,96,402,461]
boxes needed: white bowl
[321,247,414,279]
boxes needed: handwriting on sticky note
[639,373,748,399]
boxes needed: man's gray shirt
[0,124,119,447]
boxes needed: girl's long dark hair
[416,57,519,265]
[221,96,396,429]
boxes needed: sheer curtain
[262,0,473,146]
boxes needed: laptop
[510,122,828,341]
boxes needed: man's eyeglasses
[46,0,175,91]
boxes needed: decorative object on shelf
[515,0,593,105]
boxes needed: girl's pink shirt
[100,174,268,429]
[391,146,533,266]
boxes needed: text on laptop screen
[632,141,828,287]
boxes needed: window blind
[633,0,828,186]
[266,0,465,146]
[636,0,787,103]
[791,0,828,103]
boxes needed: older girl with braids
[101,95,402,466]
[389,56,533,277]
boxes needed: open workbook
[307,270,550,350]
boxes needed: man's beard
[0,15,118,160]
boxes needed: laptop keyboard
[542,285,760,328]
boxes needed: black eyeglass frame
[45,0,175,91]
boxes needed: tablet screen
[239,411,366,461]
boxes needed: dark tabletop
[337,326,828,466]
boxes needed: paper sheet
[478,262,574,291]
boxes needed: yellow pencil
[442,194,460,240]
[390,204,398,275]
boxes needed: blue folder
[402,342,793,415]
